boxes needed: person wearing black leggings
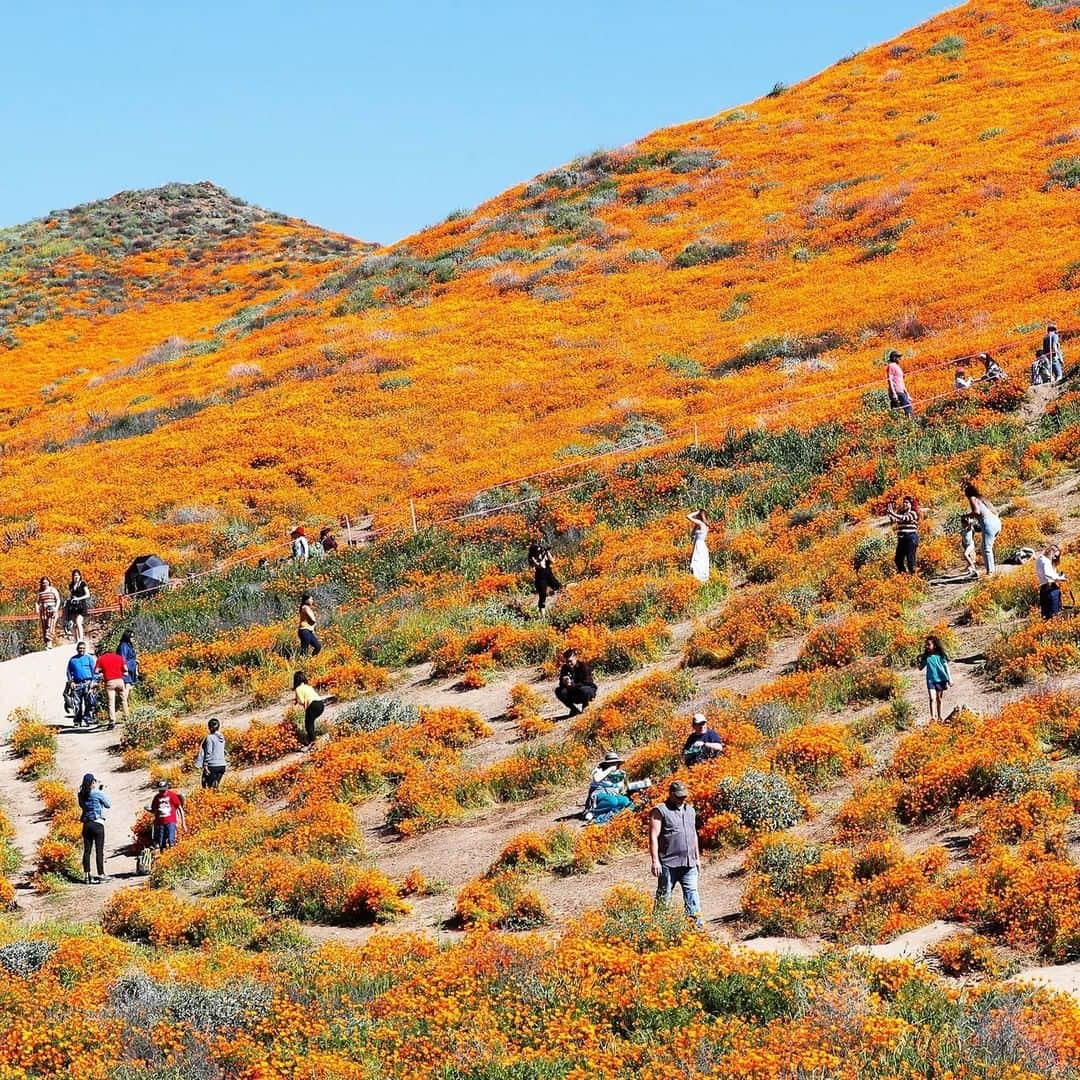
[297,593,322,657]
[77,773,109,884]
[293,671,326,746]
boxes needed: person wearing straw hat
[584,751,652,823]
[649,780,703,927]
[682,713,724,766]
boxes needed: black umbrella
[124,555,170,596]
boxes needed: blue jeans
[892,390,913,418]
[1052,357,1063,383]
[655,864,700,919]
[154,822,177,850]
[981,523,1000,574]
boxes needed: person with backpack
[1043,323,1064,384]
[527,533,561,615]
[917,635,952,723]
[886,350,914,418]
[1035,544,1067,619]
[886,495,920,575]
[649,780,703,928]
[297,593,322,657]
[554,648,597,717]
[77,774,110,884]
[35,576,62,650]
[682,713,724,766]
[149,778,186,851]
[94,646,129,730]
[65,641,98,727]
[293,672,327,747]
[194,718,228,789]
[66,570,91,644]
[1031,349,1053,387]
[964,482,1002,576]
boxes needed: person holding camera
[77,773,110,884]
[682,713,724,766]
[554,648,597,717]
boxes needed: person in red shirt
[149,779,186,850]
[94,647,129,730]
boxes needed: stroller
[64,681,100,727]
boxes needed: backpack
[136,846,153,876]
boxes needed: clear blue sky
[3,0,948,244]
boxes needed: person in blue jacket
[77,773,110,884]
[917,634,952,723]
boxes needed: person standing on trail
[293,672,328,747]
[317,526,339,555]
[1043,324,1064,384]
[66,570,91,644]
[688,509,711,584]
[1035,544,1067,620]
[959,514,979,579]
[149,778,186,851]
[94,646,129,730]
[297,593,321,657]
[290,525,309,562]
[682,713,724,766]
[1031,349,1052,387]
[35,577,62,649]
[886,351,913,418]
[554,648,597,717]
[527,533,562,616]
[964,482,1001,576]
[65,641,98,727]
[917,634,952,723]
[886,496,920,575]
[649,780,703,929]
[77,773,110,885]
[194,718,228,789]
[118,630,139,689]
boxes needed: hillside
[1,0,1078,601]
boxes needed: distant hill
[1,0,1078,596]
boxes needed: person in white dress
[688,508,711,583]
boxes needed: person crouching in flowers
[917,635,951,723]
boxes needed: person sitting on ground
[1031,349,1053,387]
[35,576,62,649]
[317,526,339,554]
[66,569,91,644]
[954,365,972,390]
[682,713,724,767]
[1043,323,1064,384]
[1035,544,1067,620]
[290,525,309,562]
[293,671,329,747]
[977,353,1008,382]
[65,640,98,727]
[885,495,920,575]
[959,513,979,579]
[94,645,129,730]
[554,648,597,717]
[527,532,561,615]
[917,634,952,724]
[194,718,228,789]
[585,751,652,823]
[149,778,186,851]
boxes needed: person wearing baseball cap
[885,350,914,418]
[682,713,724,766]
[149,777,186,851]
[649,779,703,928]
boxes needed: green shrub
[336,696,419,734]
[672,240,747,269]
[718,770,803,831]
[927,34,965,58]
[1047,156,1080,190]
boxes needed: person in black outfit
[77,773,109,884]
[554,648,597,716]
[527,534,561,615]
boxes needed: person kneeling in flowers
[555,648,596,717]
[584,751,651,824]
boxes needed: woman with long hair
[67,569,91,644]
[118,629,138,689]
[297,593,322,657]
[917,634,952,723]
[885,495,920,575]
[964,481,1001,576]
[687,508,711,584]
[35,576,62,649]
[77,773,110,884]
[527,532,561,615]
[293,671,327,747]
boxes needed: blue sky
[3,1,948,244]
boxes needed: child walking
[917,635,952,723]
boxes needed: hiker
[977,353,1008,382]
[886,350,913,418]
[293,671,327,746]
[585,751,652,823]
[77,773,109,884]
[149,778,186,851]
[194,718,228,789]
[555,648,597,717]
[964,482,1001,575]
[917,635,952,723]
[65,641,98,727]
[954,365,972,390]
[118,630,139,689]
[66,569,91,644]
[297,593,321,656]
[959,514,979,579]
[688,508,711,584]
[649,780,703,928]
[885,495,920,575]
[317,526,339,555]
[35,576,62,649]
[290,525,309,562]
[527,534,561,615]
[94,645,129,730]
[1035,544,1067,619]
[682,713,724,766]
[1031,349,1053,387]
[1043,323,1064,383]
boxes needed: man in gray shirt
[649,780,703,928]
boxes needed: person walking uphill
[77,774,109,884]
[1035,544,1067,619]
[964,482,1001,576]
[94,646,129,730]
[194,718,228,789]
[649,781,703,928]
[554,648,597,717]
[886,351,913,418]
[886,496,920,575]
[527,534,562,615]
[1043,323,1064,384]
[917,635,951,723]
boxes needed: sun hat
[669,780,689,797]
[692,713,707,726]
[598,751,625,767]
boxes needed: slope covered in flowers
[2,0,1079,601]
